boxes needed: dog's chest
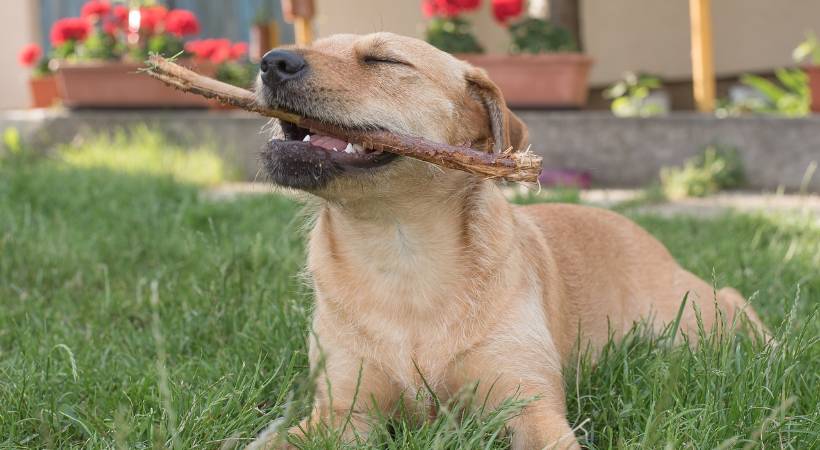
[309,207,498,396]
[364,312,462,385]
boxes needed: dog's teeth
[332,147,338,151]
[352,144,365,153]
[344,143,355,154]
[303,135,311,142]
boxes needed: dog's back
[521,202,767,358]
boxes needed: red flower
[165,9,200,37]
[186,39,248,64]
[185,39,212,59]
[81,0,111,20]
[455,0,481,10]
[18,43,42,67]
[111,5,129,28]
[422,0,481,18]
[101,6,128,36]
[210,44,231,64]
[491,0,523,23]
[50,17,92,45]
[185,39,231,63]
[139,5,168,33]
[229,42,249,60]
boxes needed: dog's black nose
[260,50,307,86]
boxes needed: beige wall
[314,0,509,52]
[583,0,820,85]
[1,1,40,109]
[316,0,820,87]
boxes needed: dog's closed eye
[362,55,413,67]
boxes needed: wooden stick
[143,55,542,182]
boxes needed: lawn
[1,131,818,449]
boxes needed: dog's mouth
[262,117,399,190]
[271,121,397,169]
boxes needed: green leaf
[792,32,820,64]
[2,128,22,155]
[425,17,484,54]
[741,74,787,102]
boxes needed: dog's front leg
[245,408,373,450]
[246,350,397,450]
[484,376,581,450]
[507,397,581,450]
[454,347,581,449]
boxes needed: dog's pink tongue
[310,134,348,150]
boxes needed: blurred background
[4,0,820,110]
[1,0,818,196]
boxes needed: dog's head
[258,32,528,201]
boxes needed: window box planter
[459,53,593,109]
[806,65,820,113]
[28,75,61,108]
[54,60,216,108]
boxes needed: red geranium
[102,21,116,36]
[165,9,200,37]
[229,42,249,60]
[210,44,231,64]
[139,5,168,33]
[18,43,42,67]
[50,17,92,45]
[186,39,248,64]
[490,0,523,23]
[422,0,481,18]
[186,39,227,63]
[81,0,111,20]
[110,5,129,28]
[185,39,213,60]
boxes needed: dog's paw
[243,419,295,450]
[244,434,295,450]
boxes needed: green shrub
[215,61,258,89]
[425,17,484,54]
[1,128,23,157]
[508,18,576,54]
[660,145,745,199]
[604,72,666,118]
[718,69,809,117]
[0,127,37,167]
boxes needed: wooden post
[294,17,313,46]
[282,0,315,46]
[689,0,716,112]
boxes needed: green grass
[1,134,818,449]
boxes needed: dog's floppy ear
[465,67,529,153]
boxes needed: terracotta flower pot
[806,65,820,113]
[459,53,593,109]
[55,60,217,108]
[29,75,61,108]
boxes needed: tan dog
[247,32,766,450]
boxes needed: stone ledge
[519,112,820,191]
[1,109,818,192]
